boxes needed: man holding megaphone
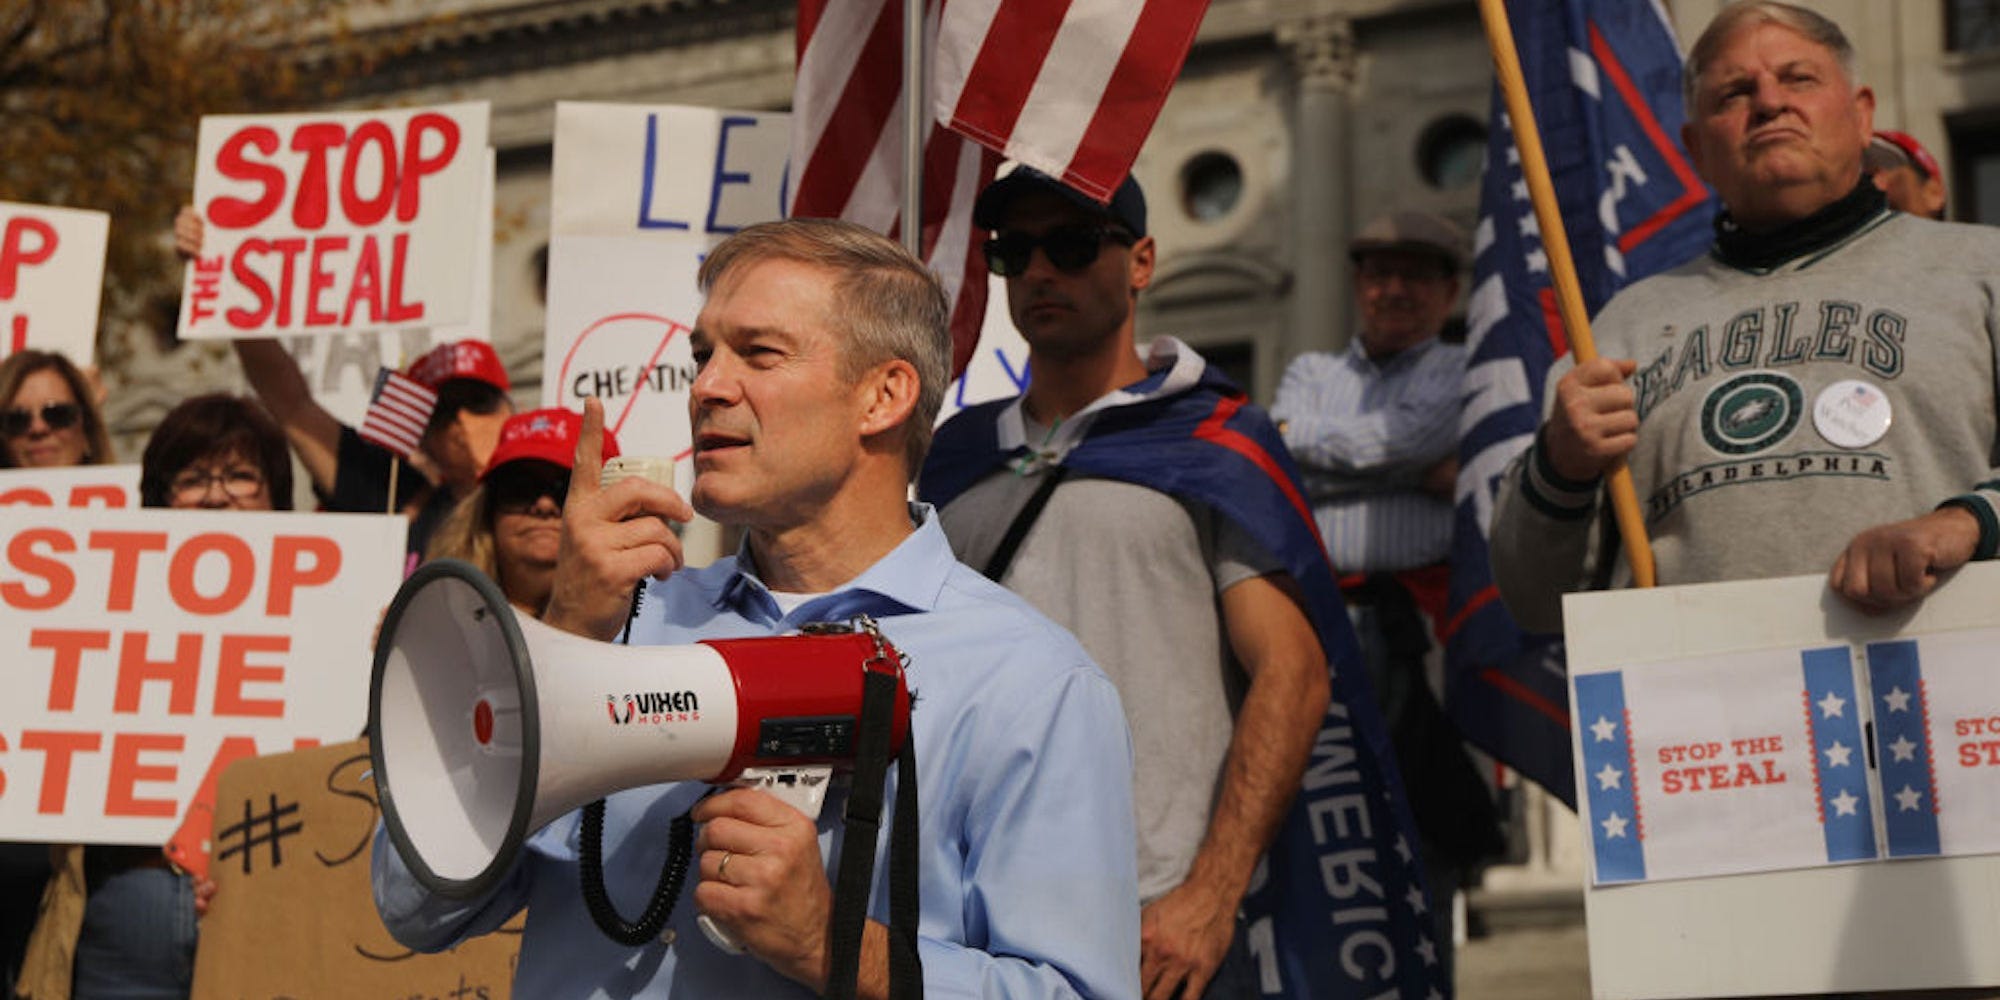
[370,220,1143,998]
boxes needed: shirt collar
[715,503,952,626]
[1344,335,1437,373]
[997,335,1207,463]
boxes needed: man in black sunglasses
[925,169,1438,999]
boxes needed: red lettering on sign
[288,123,347,230]
[30,628,110,711]
[214,634,288,718]
[19,730,101,814]
[208,127,286,228]
[384,232,422,322]
[90,529,168,612]
[115,632,202,716]
[0,216,58,298]
[168,532,256,615]
[105,733,184,818]
[267,535,341,615]
[305,235,348,326]
[342,120,400,226]
[398,113,460,223]
[3,527,76,610]
[0,487,54,506]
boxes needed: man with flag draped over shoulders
[923,166,1442,1000]
[1491,0,2000,628]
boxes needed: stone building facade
[100,0,2000,454]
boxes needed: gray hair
[1683,1,1857,109]
[696,219,951,479]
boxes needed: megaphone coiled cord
[578,797,695,947]
[577,580,691,948]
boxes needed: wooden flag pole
[1477,0,1657,587]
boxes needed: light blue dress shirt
[1268,338,1467,572]
[372,507,1142,999]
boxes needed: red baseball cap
[407,340,511,393]
[480,407,618,479]
[1870,130,1943,182]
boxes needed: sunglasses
[1,401,82,438]
[983,225,1135,277]
[489,470,570,515]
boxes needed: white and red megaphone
[368,559,911,905]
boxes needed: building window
[1948,0,2000,51]
[1179,151,1244,223]
[1953,121,2000,224]
[1417,114,1487,190]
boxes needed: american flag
[1448,0,1714,806]
[789,0,1207,377]
[357,367,438,457]
[790,0,998,379]
[932,0,1209,203]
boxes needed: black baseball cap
[974,165,1147,238]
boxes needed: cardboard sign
[541,103,789,488]
[178,103,489,340]
[1566,563,2000,997]
[191,741,521,1000]
[0,507,404,845]
[0,464,140,509]
[0,201,109,364]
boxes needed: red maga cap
[1871,130,1943,182]
[480,407,618,478]
[407,340,511,393]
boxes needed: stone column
[1279,14,1358,359]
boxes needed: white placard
[0,201,109,364]
[177,103,489,340]
[938,273,1030,423]
[0,464,140,509]
[1566,564,2000,997]
[266,149,497,428]
[0,507,405,844]
[542,102,789,484]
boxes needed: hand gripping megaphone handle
[692,766,836,953]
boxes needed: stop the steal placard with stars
[1573,626,2000,886]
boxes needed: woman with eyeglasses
[28,395,291,1000]
[427,407,616,616]
[0,349,115,469]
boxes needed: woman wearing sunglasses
[0,349,115,469]
[427,407,617,617]
[0,350,117,995]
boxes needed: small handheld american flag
[358,367,438,457]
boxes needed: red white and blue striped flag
[789,0,1208,377]
[1448,0,1714,806]
[357,367,437,457]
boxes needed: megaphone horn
[368,559,911,902]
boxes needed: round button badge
[1812,380,1892,449]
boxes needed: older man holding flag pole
[1449,0,1715,807]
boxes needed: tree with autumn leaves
[0,0,389,347]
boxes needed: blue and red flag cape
[1450,0,1715,807]
[923,359,1447,1000]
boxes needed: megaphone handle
[697,913,746,954]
